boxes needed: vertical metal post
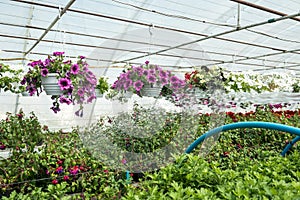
[237,3,241,29]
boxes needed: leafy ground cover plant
[0,109,47,153]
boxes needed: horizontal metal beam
[2,21,300,66]
[12,0,298,54]
[230,0,300,22]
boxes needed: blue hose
[281,135,300,156]
[185,121,300,156]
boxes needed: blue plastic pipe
[185,121,300,156]
[281,135,300,156]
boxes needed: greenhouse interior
[1,0,300,199]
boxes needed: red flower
[16,113,23,119]
[52,179,58,185]
[223,152,230,157]
[185,73,191,80]
[69,166,79,175]
[55,166,63,174]
[104,169,109,174]
[0,144,6,150]
[79,166,84,171]
[43,125,49,131]
[57,160,63,165]
[63,175,69,181]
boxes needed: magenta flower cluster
[48,160,85,185]
[21,52,97,115]
[112,61,186,95]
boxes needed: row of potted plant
[1,54,299,114]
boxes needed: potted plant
[95,76,110,98]
[112,61,186,98]
[21,52,97,115]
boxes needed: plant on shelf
[21,52,97,115]
[95,76,110,97]
[292,80,300,93]
[222,71,298,94]
[111,61,186,97]
[184,66,226,91]
[0,63,24,94]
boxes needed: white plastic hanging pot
[140,84,162,97]
[41,73,62,95]
[95,90,104,98]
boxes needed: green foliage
[0,63,24,93]
[96,76,110,94]
[292,81,300,93]
[124,152,300,199]
[0,109,46,153]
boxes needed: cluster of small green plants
[0,104,300,199]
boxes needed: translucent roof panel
[0,0,299,77]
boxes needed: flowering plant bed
[21,52,97,114]
[1,106,300,199]
[112,61,186,97]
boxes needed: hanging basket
[140,84,162,97]
[41,73,62,95]
[122,91,133,98]
[21,92,30,96]
[95,90,104,98]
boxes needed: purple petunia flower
[79,55,86,59]
[159,70,168,78]
[171,82,180,90]
[86,76,97,85]
[26,85,36,96]
[87,95,96,103]
[63,60,71,65]
[149,69,155,74]
[41,68,49,77]
[71,64,79,75]
[28,60,42,68]
[143,70,149,76]
[53,52,65,56]
[170,76,179,83]
[59,96,72,105]
[147,75,156,83]
[58,78,71,90]
[20,78,26,85]
[160,77,168,86]
[77,88,85,97]
[123,79,133,91]
[51,106,61,113]
[145,60,149,65]
[133,80,144,91]
[86,70,95,79]
[43,58,51,67]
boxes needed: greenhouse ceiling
[0,0,300,76]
